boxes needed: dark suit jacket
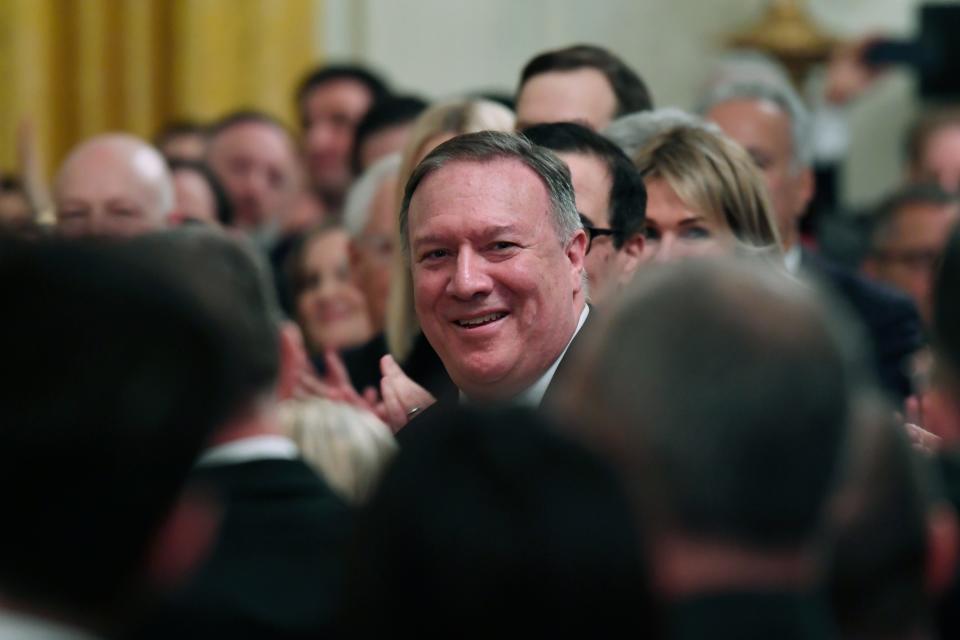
[396,309,590,446]
[801,249,922,400]
[132,458,352,640]
[668,591,835,640]
[336,332,455,400]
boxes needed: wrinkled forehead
[56,147,164,205]
[210,122,298,165]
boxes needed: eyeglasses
[579,214,621,254]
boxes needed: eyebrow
[412,224,521,249]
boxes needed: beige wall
[323,0,960,208]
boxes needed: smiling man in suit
[378,131,589,439]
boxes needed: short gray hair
[603,108,721,159]
[399,131,581,254]
[698,80,814,170]
[343,152,402,238]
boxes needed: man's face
[56,148,169,238]
[515,68,618,131]
[864,202,960,325]
[706,98,812,248]
[914,125,960,192]
[350,174,399,332]
[557,151,641,305]
[207,122,299,230]
[408,158,587,400]
[302,79,374,197]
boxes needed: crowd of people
[3,41,960,639]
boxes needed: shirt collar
[461,305,590,408]
[197,435,299,468]
[784,244,802,274]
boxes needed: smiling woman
[633,124,782,263]
[286,223,373,355]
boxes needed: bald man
[55,134,174,238]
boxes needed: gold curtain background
[0,0,321,184]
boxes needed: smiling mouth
[454,312,507,328]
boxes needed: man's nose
[448,248,493,300]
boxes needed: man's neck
[208,403,283,447]
[653,534,819,599]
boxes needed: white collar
[461,305,590,408]
[0,608,99,640]
[784,244,802,274]
[197,435,299,468]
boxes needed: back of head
[0,234,239,625]
[829,394,937,638]
[634,125,781,250]
[135,227,283,413]
[519,44,652,117]
[935,225,960,378]
[522,121,647,246]
[341,405,654,636]
[582,257,861,549]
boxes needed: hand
[296,349,379,412]
[378,355,436,434]
[905,421,941,456]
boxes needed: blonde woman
[633,125,782,263]
[279,397,397,504]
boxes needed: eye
[109,207,140,218]
[490,241,517,251]
[680,226,712,241]
[59,208,87,220]
[420,248,450,262]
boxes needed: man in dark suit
[0,235,241,638]
[133,229,352,639]
[384,131,591,441]
[567,257,867,639]
[703,79,922,400]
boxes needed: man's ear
[277,321,308,401]
[617,233,645,286]
[926,503,960,595]
[143,488,221,591]
[566,229,588,292]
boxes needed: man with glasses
[863,184,960,328]
[523,122,646,305]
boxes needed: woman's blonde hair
[278,398,397,504]
[386,99,516,361]
[633,125,782,252]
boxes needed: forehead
[303,79,373,122]
[409,158,552,235]
[305,228,349,265]
[922,125,960,162]
[517,68,617,129]
[210,122,296,164]
[888,201,960,238]
[707,98,792,155]
[556,151,612,222]
[57,148,156,204]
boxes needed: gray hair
[399,131,581,254]
[603,108,721,159]
[343,152,402,238]
[578,257,867,549]
[698,80,814,170]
